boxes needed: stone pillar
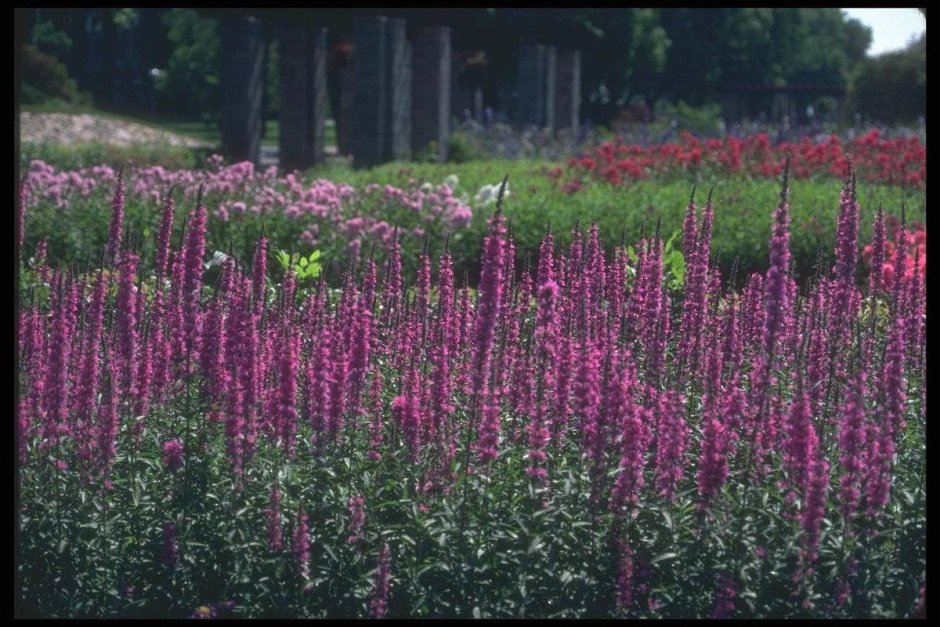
[721,92,739,125]
[311,27,328,164]
[451,51,473,122]
[544,46,556,131]
[351,15,412,168]
[351,16,388,168]
[772,92,789,124]
[517,44,556,130]
[278,21,310,171]
[473,87,484,124]
[338,66,354,156]
[220,14,265,164]
[386,18,411,161]
[554,50,580,134]
[412,26,451,162]
[279,23,328,171]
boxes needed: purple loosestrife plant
[96,350,120,479]
[347,495,366,546]
[369,539,391,618]
[837,366,867,527]
[328,315,349,445]
[868,206,886,298]
[182,196,208,367]
[834,175,860,294]
[711,573,737,619]
[367,365,384,461]
[881,301,908,445]
[17,174,27,258]
[799,457,830,575]
[252,235,268,314]
[782,385,817,506]
[40,281,71,453]
[615,539,635,615]
[762,166,791,363]
[105,171,124,264]
[155,190,176,283]
[291,502,310,579]
[653,389,688,502]
[276,299,300,458]
[610,371,649,517]
[526,279,559,484]
[162,439,184,472]
[266,486,284,553]
[74,271,107,463]
[162,522,179,568]
[468,188,508,468]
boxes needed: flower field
[555,130,926,189]
[15,152,925,618]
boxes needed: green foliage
[19,157,924,290]
[31,19,73,60]
[158,9,220,118]
[852,35,926,125]
[274,249,323,282]
[446,132,486,164]
[20,141,209,171]
[15,366,926,617]
[20,44,92,107]
[661,231,685,290]
[333,160,922,288]
[660,102,722,135]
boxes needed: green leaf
[651,552,678,565]
[527,537,543,555]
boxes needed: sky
[842,8,926,56]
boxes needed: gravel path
[19,112,213,148]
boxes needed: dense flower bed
[553,130,926,190]
[21,157,474,270]
[16,167,924,618]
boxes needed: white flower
[473,181,510,206]
[444,174,459,189]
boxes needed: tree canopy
[23,8,910,127]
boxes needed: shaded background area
[17,8,926,163]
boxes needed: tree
[158,9,220,117]
[853,34,926,125]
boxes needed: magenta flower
[266,487,283,553]
[252,235,268,312]
[762,168,791,361]
[799,457,830,571]
[653,390,688,501]
[711,573,737,619]
[782,386,817,504]
[369,539,391,618]
[155,190,175,282]
[162,522,179,568]
[868,206,886,297]
[837,367,867,525]
[291,501,310,579]
[106,172,124,263]
[347,495,366,545]
[615,539,635,614]
[162,439,184,472]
